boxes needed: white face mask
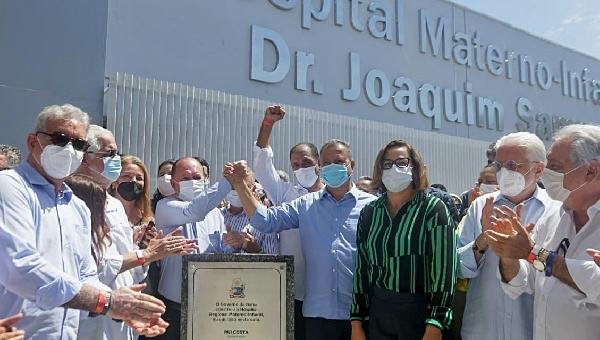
[157,174,176,196]
[479,183,499,194]
[294,165,319,188]
[227,190,243,207]
[178,179,208,201]
[497,167,530,197]
[542,166,588,202]
[39,142,84,179]
[382,165,413,193]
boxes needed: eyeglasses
[381,157,411,170]
[36,131,90,152]
[87,149,120,158]
[491,160,535,172]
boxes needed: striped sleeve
[424,197,457,330]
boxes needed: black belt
[373,287,425,304]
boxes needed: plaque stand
[182,254,294,340]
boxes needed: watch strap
[544,251,557,277]
[101,292,112,315]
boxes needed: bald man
[153,157,232,340]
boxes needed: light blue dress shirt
[250,185,376,320]
[155,180,231,303]
[0,161,103,340]
[457,188,560,340]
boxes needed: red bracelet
[94,292,107,314]
[262,118,274,127]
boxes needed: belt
[372,287,425,304]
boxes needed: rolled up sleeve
[499,260,534,299]
[425,200,457,330]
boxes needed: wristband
[527,252,537,264]
[262,118,274,127]
[135,249,146,265]
[545,251,557,277]
[94,291,107,314]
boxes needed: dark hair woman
[351,140,457,340]
[65,174,111,264]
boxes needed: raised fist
[264,105,285,123]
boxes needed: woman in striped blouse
[351,140,457,340]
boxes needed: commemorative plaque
[181,254,294,340]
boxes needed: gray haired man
[0,104,168,339]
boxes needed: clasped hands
[223,161,252,189]
[481,200,535,260]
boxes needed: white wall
[106,73,489,194]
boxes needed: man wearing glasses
[78,125,122,187]
[457,132,561,340]
[484,124,600,340]
[0,104,169,339]
[76,125,194,339]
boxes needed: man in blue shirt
[0,104,168,339]
[225,139,377,340]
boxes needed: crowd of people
[0,103,599,340]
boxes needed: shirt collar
[494,185,547,206]
[373,190,425,208]
[319,183,363,201]
[17,160,73,201]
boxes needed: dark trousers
[295,299,306,340]
[369,288,427,340]
[155,298,181,340]
[305,317,351,340]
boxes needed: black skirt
[369,287,427,340]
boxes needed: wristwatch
[135,249,146,266]
[101,292,112,315]
[527,248,551,271]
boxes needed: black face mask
[117,181,144,201]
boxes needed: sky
[448,0,600,60]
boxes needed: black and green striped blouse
[351,191,457,330]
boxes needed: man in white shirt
[486,124,600,340]
[253,105,325,340]
[457,132,560,340]
[154,157,233,340]
[0,104,168,339]
[76,125,195,340]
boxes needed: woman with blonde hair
[351,139,457,340]
[110,155,154,227]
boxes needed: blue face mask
[102,155,122,183]
[321,163,349,188]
